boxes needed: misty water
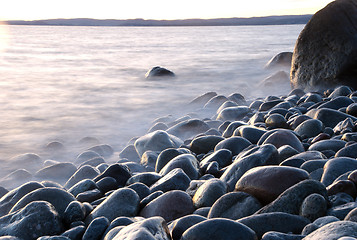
[0,24,304,183]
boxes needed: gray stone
[235,126,267,144]
[306,108,357,128]
[300,160,328,173]
[303,221,357,240]
[300,193,328,221]
[327,202,357,220]
[63,201,86,225]
[0,201,61,240]
[151,168,191,193]
[34,162,77,183]
[294,119,324,139]
[264,52,293,70]
[214,136,252,156]
[127,182,151,200]
[261,232,304,240]
[118,144,140,163]
[68,179,98,197]
[9,153,43,173]
[258,129,304,152]
[199,149,232,172]
[189,92,217,108]
[192,178,227,208]
[140,150,160,169]
[93,163,132,187]
[155,148,191,173]
[169,214,207,240]
[320,157,357,186]
[140,191,163,209]
[208,192,262,220]
[216,106,250,121]
[145,66,175,78]
[335,143,357,158]
[75,151,101,164]
[96,177,118,194]
[222,121,247,138]
[126,172,161,187]
[181,218,257,240]
[87,144,114,158]
[0,169,33,190]
[189,135,224,154]
[82,216,109,240]
[265,113,288,129]
[308,139,346,153]
[61,226,85,240]
[167,119,210,141]
[159,154,199,180]
[64,165,100,189]
[237,212,310,239]
[78,157,105,169]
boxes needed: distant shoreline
[6,15,312,27]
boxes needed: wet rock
[336,142,357,158]
[170,214,207,240]
[151,168,190,193]
[126,172,161,187]
[61,226,85,240]
[258,129,304,152]
[127,182,150,200]
[265,52,293,70]
[140,191,163,209]
[214,136,252,156]
[0,201,61,240]
[300,193,327,221]
[220,144,278,191]
[167,119,210,141]
[189,135,224,154]
[321,157,357,186]
[306,108,357,128]
[155,148,190,173]
[95,177,118,194]
[134,130,183,157]
[82,216,109,240]
[257,179,327,215]
[86,188,139,223]
[181,218,257,240]
[140,190,194,222]
[63,201,86,226]
[208,192,262,220]
[140,150,159,169]
[159,154,199,180]
[327,180,357,198]
[294,119,324,139]
[93,163,131,187]
[308,139,346,153]
[64,165,100,189]
[235,166,309,204]
[318,96,354,110]
[192,178,227,208]
[265,113,288,129]
[109,216,171,239]
[234,125,267,144]
[327,202,357,220]
[68,179,97,197]
[303,221,357,240]
[216,106,250,121]
[145,66,175,78]
[200,149,232,172]
[76,189,103,203]
[259,99,283,111]
[237,212,310,239]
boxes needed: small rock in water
[145,66,175,79]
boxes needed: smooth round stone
[103,216,135,237]
[311,133,331,144]
[140,191,163,209]
[216,106,250,121]
[329,86,353,98]
[159,154,199,180]
[300,160,328,173]
[109,216,171,240]
[321,157,357,186]
[93,163,132,187]
[203,95,228,110]
[205,161,220,177]
[193,207,211,217]
[0,169,33,191]
[189,135,224,154]
[248,112,265,125]
[288,115,312,129]
[199,149,232,172]
[148,122,168,133]
[302,216,340,235]
[192,178,227,208]
[96,177,118,194]
[78,157,105,169]
[150,168,191,193]
[34,162,77,183]
[75,151,101,164]
[257,179,327,215]
[76,189,103,203]
[220,144,279,191]
[208,192,261,220]
[140,150,160,169]
[258,129,304,152]
[134,130,183,157]
[155,148,191,173]
[68,179,97,197]
[329,192,355,208]
[118,144,140,163]
[96,163,108,173]
[234,126,267,144]
[317,96,354,110]
[121,161,148,174]
[294,119,324,139]
[214,136,252,156]
[87,144,114,158]
[279,158,305,168]
[261,231,304,240]
[346,103,357,117]
[249,100,264,110]
[228,93,246,105]
[127,182,150,201]
[335,142,357,158]
[216,101,238,114]
[342,133,357,142]
[85,188,140,223]
[259,99,283,111]
[235,166,309,204]
[61,226,86,240]
[166,119,210,141]
[203,128,221,136]
[0,201,61,240]
[265,113,288,129]
[327,202,357,220]
[237,212,310,239]
[63,201,86,225]
[348,170,357,185]
[82,216,109,240]
[64,165,100,189]
[277,145,300,163]
[145,66,175,78]
[308,139,346,153]
[126,172,161,187]
[189,92,217,108]
[140,190,194,222]
[300,193,327,221]
[181,218,257,240]
[9,153,43,173]
[303,221,357,240]
[9,187,76,217]
[327,180,357,198]
[306,108,357,128]
[170,214,207,240]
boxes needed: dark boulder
[145,66,175,79]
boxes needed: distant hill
[7,15,312,27]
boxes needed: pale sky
[1,0,335,21]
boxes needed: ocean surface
[0,24,304,165]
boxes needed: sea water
[0,24,304,165]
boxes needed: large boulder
[290,0,357,90]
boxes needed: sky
[1,0,335,20]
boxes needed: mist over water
[0,25,304,180]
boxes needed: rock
[34,163,77,183]
[207,192,262,220]
[9,187,76,218]
[300,193,328,221]
[235,166,310,204]
[303,221,357,240]
[170,214,207,240]
[140,150,160,169]
[0,201,61,240]
[336,143,357,158]
[192,178,227,208]
[78,157,105,169]
[327,180,357,198]
[167,119,210,141]
[148,122,169,133]
[96,177,118,194]
[203,95,229,110]
[214,136,252,156]
[150,168,191,193]
[134,130,183,157]
[0,187,8,199]
[189,92,217,108]
[63,201,86,226]
[220,144,278,191]
[140,191,163,209]
[217,101,239,114]
[159,154,199,180]
[140,190,194,222]
[321,157,357,186]
[118,144,140,163]
[193,207,210,217]
[237,212,310,239]
[294,119,324,139]
[327,202,357,220]
[68,179,97,197]
[75,151,101,164]
[261,232,304,240]
[155,148,191,173]
[85,188,140,223]
[216,106,250,121]
[265,113,288,129]
[87,144,114,158]
[127,182,150,200]
[77,189,102,203]
[264,52,293,69]
[199,149,232,172]
[9,153,42,173]
[0,181,44,217]
[258,129,304,152]
[145,66,175,79]
[257,179,327,215]
[64,165,100,189]
[259,71,290,89]
[302,215,340,235]
[82,216,109,240]
[93,163,132,187]
[126,172,161,187]
[181,218,257,240]
[308,139,346,153]
[189,135,224,154]
[259,99,283,111]
[109,216,171,239]
[61,226,85,240]
[306,108,357,128]
[234,125,267,144]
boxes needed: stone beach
[2,0,357,239]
